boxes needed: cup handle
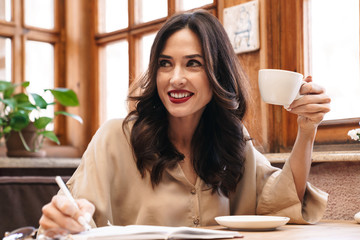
[284,81,307,110]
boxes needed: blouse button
[190,188,196,195]
[193,217,200,226]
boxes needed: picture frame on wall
[223,0,260,54]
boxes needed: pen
[55,176,92,231]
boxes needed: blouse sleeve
[65,119,132,227]
[253,145,328,224]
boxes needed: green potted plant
[0,80,83,157]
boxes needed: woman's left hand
[287,76,331,133]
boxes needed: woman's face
[156,28,213,121]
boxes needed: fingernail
[84,212,92,223]
[78,216,87,226]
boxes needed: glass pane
[100,41,129,123]
[0,37,11,82]
[98,0,128,33]
[140,32,156,75]
[24,0,54,29]
[25,41,54,127]
[178,0,213,11]
[136,0,167,23]
[310,0,360,120]
[0,0,11,21]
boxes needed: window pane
[0,0,11,21]
[100,41,129,123]
[178,0,213,11]
[0,37,11,82]
[310,0,360,120]
[140,32,156,75]
[25,41,54,127]
[136,0,167,23]
[24,0,54,29]
[98,0,128,33]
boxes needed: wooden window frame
[94,0,218,89]
[0,0,82,157]
[3,0,357,157]
[255,0,360,153]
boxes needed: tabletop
[212,220,360,240]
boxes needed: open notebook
[70,225,243,240]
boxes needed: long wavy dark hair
[124,10,249,197]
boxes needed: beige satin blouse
[65,119,328,228]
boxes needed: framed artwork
[223,0,260,54]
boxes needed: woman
[40,10,331,233]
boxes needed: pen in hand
[55,176,92,231]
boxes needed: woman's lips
[168,90,193,104]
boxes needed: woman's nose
[170,66,186,87]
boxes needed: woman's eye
[187,59,202,67]
[159,60,171,67]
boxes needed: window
[0,0,69,156]
[303,0,360,148]
[0,0,11,22]
[0,37,11,81]
[5,1,354,157]
[24,0,55,29]
[308,0,360,121]
[178,0,214,11]
[135,0,168,23]
[25,41,55,127]
[99,40,129,123]
[95,0,216,125]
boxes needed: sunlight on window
[0,37,11,82]
[25,41,54,126]
[178,0,213,11]
[310,0,360,120]
[0,0,11,21]
[98,0,128,33]
[140,32,156,75]
[136,0,167,23]
[100,41,129,122]
[24,0,54,29]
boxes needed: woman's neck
[168,115,201,185]
[168,115,200,150]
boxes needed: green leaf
[38,131,60,144]
[31,93,48,109]
[55,111,83,124]
[1,98,17,109]
[0,81,29,98]
[47,88,79,106]
[3,126,11,134]
[0,81,29,92]
[34,117,53,129]
[0,81,12,91]
[13,93,29,103]
[21,82,30,88]
[9,111,30,131]
[17,102,37,111]
[3,86,15,98]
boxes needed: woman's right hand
[39,195,95,233]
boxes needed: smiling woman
[39,10,330,234]
[156,29,212,121]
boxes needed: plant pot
[5,123,46,158]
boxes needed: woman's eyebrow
[158,54,203,59]
[185,54,203,59]
[159,54,172,59]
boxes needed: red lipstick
[168,90,193,104]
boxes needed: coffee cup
[258,69,305,109]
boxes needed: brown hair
[124,10,249,197]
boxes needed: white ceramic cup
[258,69,305,108]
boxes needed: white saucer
[215,215,290,230]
